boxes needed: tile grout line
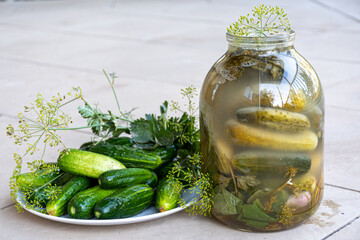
[0,55,189,87]
[310,0,360,24]
[1,19,360,50]
[321,215,360,240]
[0,113,18,120]
[2,0,360,33]
[324,183,360,193]
[0,203,15,211]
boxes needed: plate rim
[17,190,195,226]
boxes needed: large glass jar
[200,30,324,232]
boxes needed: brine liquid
[200,49,324,232]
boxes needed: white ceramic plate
[17,189,196,226]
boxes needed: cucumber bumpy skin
[227,120,318,151]
[85,143,162,170]
[94,184,154,219]
[98,168,152,189]
[67,186,116,219]
[144,171,158,188]
[237,107,311,132]
[46,176,91,216]
[79,137,133,151]
[155,179,183,212]
[16,168,61,191]
[233,151,311,175]
[57,149,126,178]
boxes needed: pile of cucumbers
[16,137,183,219]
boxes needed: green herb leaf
[130,119,154,143]
[213,188,242,215]
[238,200,276,228]
[160,101,168,124]
[78,104,94,118]
[247,188,271,204]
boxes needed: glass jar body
[200,39,324,232]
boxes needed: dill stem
[268,174,292,197]
[58,96,80,108]
[28,172,64,198]
[47,125,102,131]
[103,69,132,122]
[31,107,42,121]
[39,142,47,163]
[267,13,280,28]
[228,164,238,195]
[23,131,45,157]
[264,12,274,27]
[47,131,67,149]
[22,116,42,128]
[46,102,58,127]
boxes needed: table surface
[0,0,359,239]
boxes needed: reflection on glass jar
[200,30,324,232]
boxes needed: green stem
[28,172,64,199]
[267,13,280,28]
[58,96,81,108]
[23,132,45,157]
[103,70,132,122]
[31,107,42,121]
[47,131,67,149]
[22,116,42,128]
[39,142,47,163]
[264,13,274,27]
[115,116,134,123]
[268,174,293,197]
[47,125,101,131]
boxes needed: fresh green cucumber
[67,186,116,219]
[98,168,152,189]
[57,149,126,178]
[53,172,75,186]
[46,176,91,216]
[144,171,158,188]
[94,184,154,219]
[16,168,62,190]
[149,145,177,163]
[86,144,162,170]
[79,141,95,151]
[79,137,133,151]
[233,151,311,175]
[105,137,133,146]
[155,161,176,179]
[155,179,182,212]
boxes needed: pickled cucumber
[227,120,318,151]
[303,106,323,130]
[233,151,311,175]
[237,107,310,132]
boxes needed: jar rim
[226,29,296,49]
